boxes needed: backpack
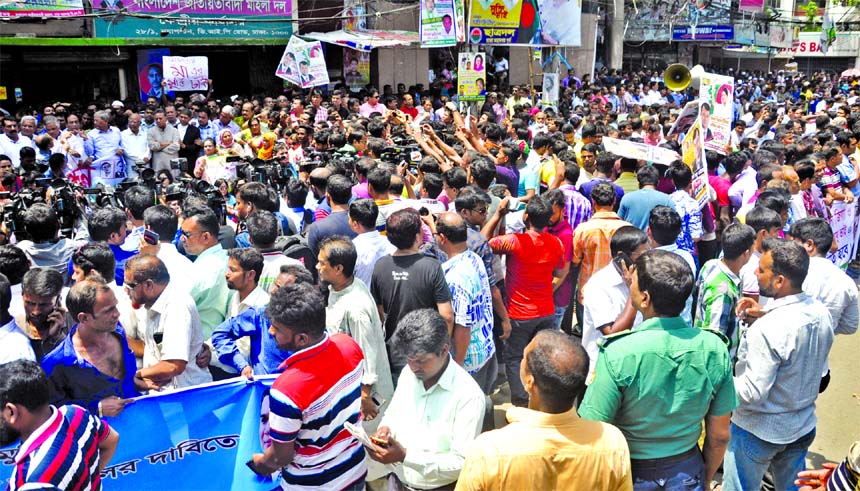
[275,235,318,282]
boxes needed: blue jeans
[553,306,566,330]
[722,423,816,491]
[631,447,704,491]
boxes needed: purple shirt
[352,181,371,199]
[558,184,593,232]
[495,164,520,196]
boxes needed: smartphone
[613,251,633,270]
[370,436,389,448]
[143,228,160,245]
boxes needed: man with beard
[0,360,120,490]
[0,119,33,168]
[247,282,367,489]
[0,154,22,193]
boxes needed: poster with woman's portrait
[137,49,174,102]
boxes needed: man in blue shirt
[86,207,137,286]
[211,263,314,377]
[41,278,140,417]
[83,110,125,187]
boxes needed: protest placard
[421,0,459,46]
[276,36,329,88]
[826,201,857,268]
[699,72,734,154]
[163,56,209,92]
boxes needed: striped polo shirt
[10,404,111,491]
[269,333,366,490]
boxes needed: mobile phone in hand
[143,229,160,245]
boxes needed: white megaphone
[689,64,706,90]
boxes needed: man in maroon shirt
[543,189,575,331]
[488,196,567,406]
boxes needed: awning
[302,30,419,52]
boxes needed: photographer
[14,202,89,277]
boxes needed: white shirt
[379,358,485,489]
[178,123,188,142]
[227,286,270,360]
[0,133,34,168]
[0,317,36,364]
[352,231,395,290]
[581,263,642,380]
[60,132,87,172]
[259,251,302,293]
[803,256,859,336]
[142,284,212,390]
[156,243,194,293]
[120,127,151,165]
[227,285,270,319]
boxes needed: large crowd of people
[1,64,859,491]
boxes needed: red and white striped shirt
[10,405,111,491]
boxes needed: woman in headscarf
[257,132,278,160]
[217,129,247,157]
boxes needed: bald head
[436,212,467,245]
[523,330,588,413]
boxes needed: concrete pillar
[608,0,624,69]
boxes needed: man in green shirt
[580,250,736,489]
[693,222,755,363]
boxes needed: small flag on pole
[821,5,836,55]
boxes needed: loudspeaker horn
[664,64,691,91]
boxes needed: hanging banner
[826,201,857,268]
[739,0,764,11]
[681,110,709,209]
[467,0,581,46]
[136,49,175,103]
[275,38,301,85]
[458,52,487,102]
[93,0,294,40]
[542,73,558,106]
[421,0,459,46]
[0,0,83,17]
[163,56,209,92]
[276,36,329,88]
[344,49,371,89]
[0,378,280,491]
[698,72,734,155]
[343,0,366,31]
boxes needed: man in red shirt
[489,196,568,406]
[399,94,419,120]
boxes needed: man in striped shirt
[1,360,119,491]
[249,282,366,490]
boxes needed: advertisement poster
[344,49,371,89]
[136,49,174,102]
[467,0,580,46]
[276,36,329,88]
[421,0,459,47]
[0,0,83,17]
[94,0,293,40]
[623,0,730,42]
[458,52,487,101]
[163,56,209,92]
[681,114,708,208]
[698,72,734,155]
[739,0,764,12]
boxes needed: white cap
[111,100,124,108]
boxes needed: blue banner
[672,25,734,41]
[1,377,281,491]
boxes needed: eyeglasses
[123,281,139,290]
[471,207,488,214]
[180,229,200,238]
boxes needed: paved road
[805,323,860,467]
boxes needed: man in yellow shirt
[456,330,633,491]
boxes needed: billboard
[624,0,730,42]
[0,0,83,18]
[94,0,294,39]
[136,48,175,102]
[672,25,733,41]
[421,0,461,47]
[467,0,581,46]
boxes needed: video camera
[379,145,422,173]
[236,157,292,193]
[0,177,84,239]
[164,177,228,226]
